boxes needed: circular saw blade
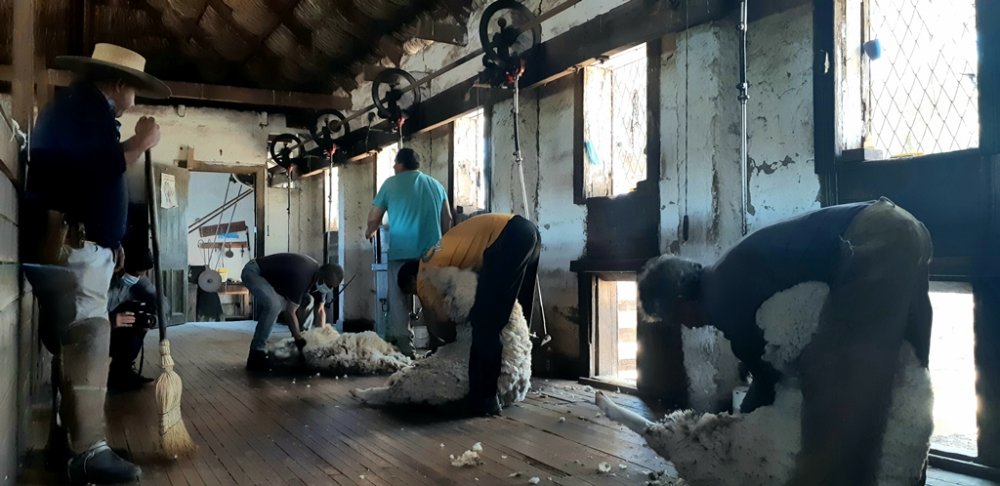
[197,269,223,292]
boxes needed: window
[594,279,639,384]
[375,143,399,196]
[582,44,648,198]
[452,108,488,215]
[324,167,339,232]
[928,281,978,456]
[854,0,979,157]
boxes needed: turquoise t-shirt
[373,170,448,261]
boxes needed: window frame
[573,42,661,204]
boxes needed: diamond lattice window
[866,0,979,157]
[583,44,648,198]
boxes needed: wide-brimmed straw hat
[55,43,171,99]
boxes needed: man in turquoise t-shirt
[366,148,451,355]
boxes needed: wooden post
[10,0,35,179]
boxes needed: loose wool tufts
[353,267,533,408]
[269,326,413,375]
[599,282,933,486]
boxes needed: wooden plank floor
[20,322,675,485]
[18,321,997,485]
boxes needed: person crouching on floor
[400,213,540,416]
[242,253,343,372]
[106,248,164,391]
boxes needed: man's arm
[285,301,303,340]
[366,206,386,240]
[440,200,453,234]
[315,304,326,329]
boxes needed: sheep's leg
[352,386,390,405]
[595,391,652,435]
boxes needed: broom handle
[145,150,169,342]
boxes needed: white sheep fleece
[353,267,533,407]
[269,326,413,375]
[682,326,741,413]
[599,282,933,486]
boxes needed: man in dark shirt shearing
[638,197,933,486]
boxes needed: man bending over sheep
[243,253,343,372]
[639,197,932,485]
[400,213,540,416]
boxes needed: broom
[145,150,197,457]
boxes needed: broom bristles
[156,339,197,456]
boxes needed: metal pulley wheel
[197,269,223,292]
[479,0,541,66]
[310,110,349,156]
[371,68,420,130]
[268,133,302,172]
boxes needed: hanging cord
[737,0,750,236]
[286,171,293,251]
[214,179,242,270]
[681,0,691,242]
[206,178,234,268]
[511,74,550,346]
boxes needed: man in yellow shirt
[400,213,540,416]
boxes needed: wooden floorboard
[19,322,675,485]
[18,321,998,486]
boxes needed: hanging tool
[144,150,196,456]
[737,0,750,236]
[479,1,551,347]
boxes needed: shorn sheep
[353,267,533,407]
[597,282,933,486]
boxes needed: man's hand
[114,245,125,273]
[133,116,161,151]
[113,312,136,329]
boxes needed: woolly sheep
[269,326,413,375]
[597,282,933,486]
[353,267,533,407]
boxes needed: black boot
[246,349,271,373]
[66,441,141,484]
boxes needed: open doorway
[186,170,260,321]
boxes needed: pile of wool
[269,326,412,375]
[597,282,933,486]
[353,267,532,407]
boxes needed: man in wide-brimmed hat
[25,43,169,484]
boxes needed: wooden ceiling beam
[412,18,468,46]
[0,66,352,111]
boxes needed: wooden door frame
[179,156,267,260]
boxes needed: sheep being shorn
[597,282,933,486]
[353,267,532,407]
[269,326,413,375]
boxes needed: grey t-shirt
[699,201,874,392]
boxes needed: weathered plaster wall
[660,5,818,261]
[338,161,376,324]
[745,4,820,230]
[266,174,325,262]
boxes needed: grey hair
[637,255,704,321]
